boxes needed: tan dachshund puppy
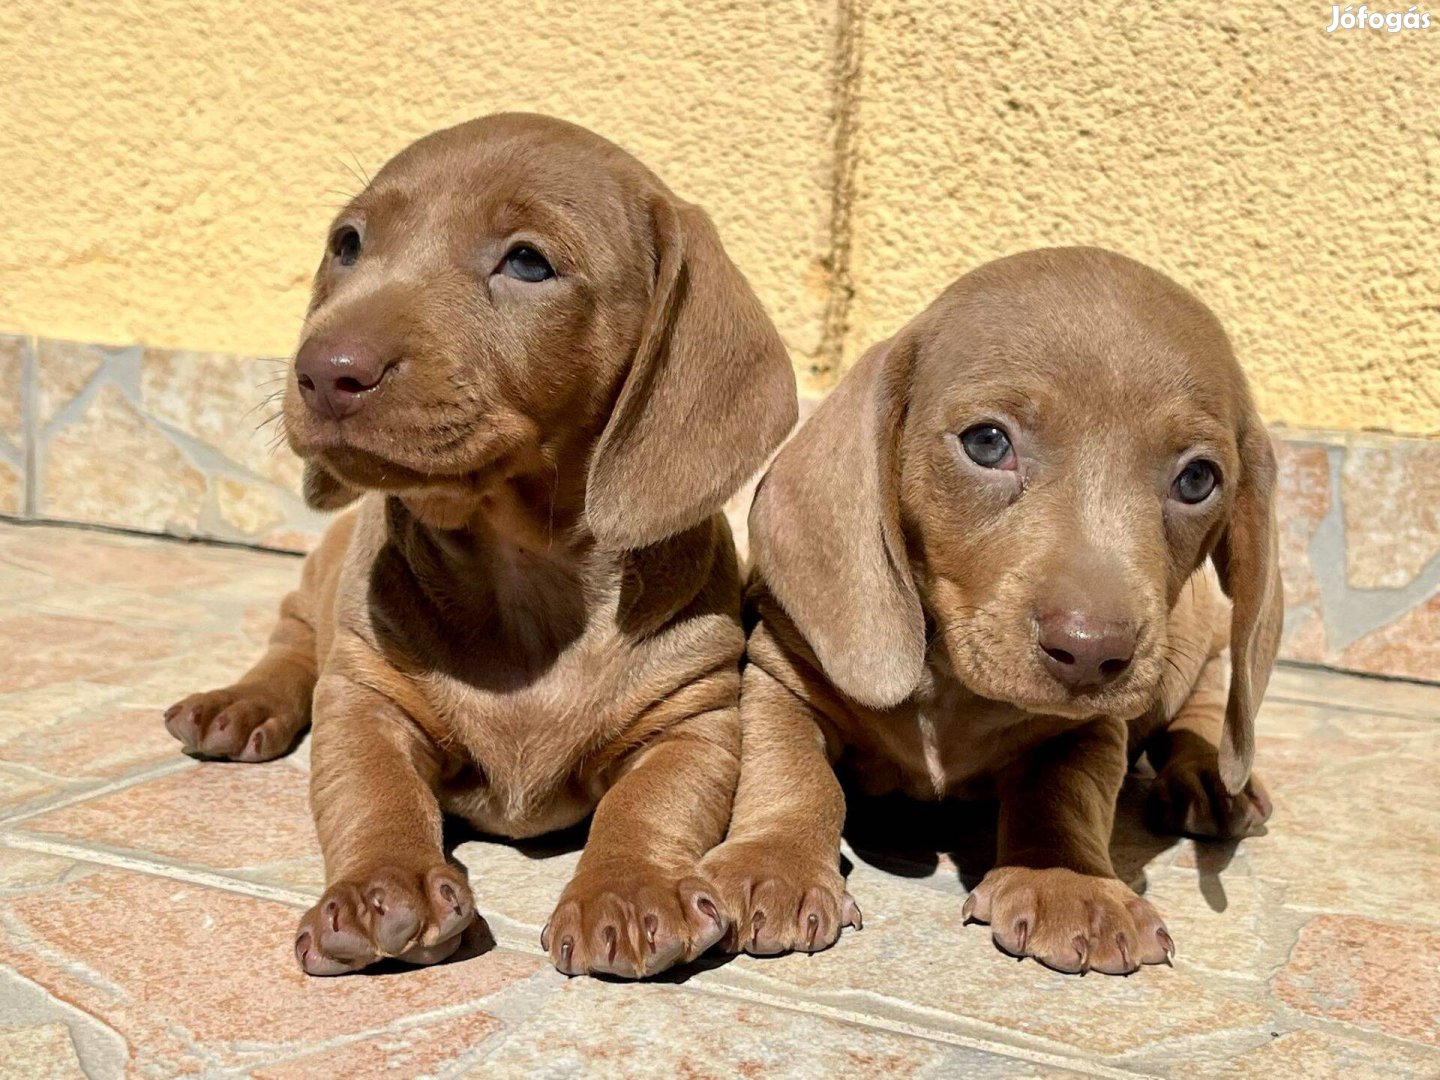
[164,114,797,979]
[703,247,1281,975]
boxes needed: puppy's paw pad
[964,866,1173,977]
[1148,761,1272,840]
[544,871,729,979]
[701,841,859,957]
[295,864,475,976]
[163,686,304,762]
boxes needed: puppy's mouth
[283,390,523,494]
[938,624,1163,722]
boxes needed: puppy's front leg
[966,717,1174,975]
[699,663,860,956]
[544,705,737,979]
[294,675,475,976]
[1146,651,1272,839]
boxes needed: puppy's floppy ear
[1212,408,1283,793]
[749,336,925,709]
[585,196,797,550]
[302,462,362,511]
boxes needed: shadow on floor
[843,769,1242,911]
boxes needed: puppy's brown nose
[294,336,393,419]
[1036,613,1137,691]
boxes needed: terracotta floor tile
[1275,915,1440,1047]
[1162,1027,1440,1079]
[0,613,180,693]
[2,868,544,1075]
[20,761,319,873]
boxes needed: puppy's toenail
[1073,934,1090,975]
[603,925,618,964]
[750,911,766,951]
[248,731,264,756]
[1015,918,1030,954]
[325,900,339,932]
[540,922,552,950]
[559,938,573,969]
[1117,934,1132,970]
[697,896,719,924]
[961,894,976,922]
[1158,927,1176,961]
[644,913,658,953]
[368,890,386,915]
[806,912,820,950]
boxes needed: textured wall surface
[841,2,1439,435]
[0,0,842,367]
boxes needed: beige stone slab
[1342,442,1440,591]
[0,1023,85,1080]
[251,1010,505,1079]
[39,384,208,533]
[33,339,108,428]
[0,335,26,447]
[1,868,543,1075]
[140,348,301,490]
[478,978,1089,1079]
[703,862,1275,1061]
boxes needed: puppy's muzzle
[295,335,395,420]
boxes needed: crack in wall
[811,0,865,387]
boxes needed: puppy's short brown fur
[702,247,1281,974]
[164,114,796,978]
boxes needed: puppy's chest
[415,610,641,833]
[846,684,1077,801]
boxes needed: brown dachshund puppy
[163,114,797,979]
[702,247,1281,975]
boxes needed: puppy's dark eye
[332,227,361,267]
[1172,459,1219,504]
[959,424,1015,469]
[498,245,555,282]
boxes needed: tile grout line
[0,833,321,907]
[0,756,196,828]
[685,980,1163,1080]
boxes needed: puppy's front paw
[295,863,476,976]
[164,685,306,762]
[964,866,1173,976]
[543,868,729,978]
[1148,759,1272,840]
[701,840,860,956]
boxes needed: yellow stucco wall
[842,2,1439,435]
[0,0,841,363]
[2,1,1436,435]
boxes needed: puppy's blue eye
[960,424,1014,469]
[1172,459,1219,504]
[499,246,555,282]
[332,227,361,267]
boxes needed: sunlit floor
[1,521,1436,1078]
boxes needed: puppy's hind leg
[163,534,335,763]
[1145,651,1272,840]
[164,584,316,762]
